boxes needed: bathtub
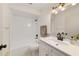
[10,39,39,56]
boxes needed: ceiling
[9,3,77,16]
[9,3,57,11]
[8,3,77,19]
[21,3,56,10]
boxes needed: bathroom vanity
[39,36,79,56]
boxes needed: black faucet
[57,32,63,41]
[56,32,68,41]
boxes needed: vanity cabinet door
[39,40,69,56]
[39,40,51,56]
[50,47,68,56]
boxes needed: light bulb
[54,11,58,14]
[52,9,56,13]
[58,5,62,9]
[61,7,66,11]
[52,9,58,14]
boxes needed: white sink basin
[50,38,72,47]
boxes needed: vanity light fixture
[52,3,66,14]
[52,3,77,14]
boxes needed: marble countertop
[40,36,79,56]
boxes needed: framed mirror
[40,25,47,37]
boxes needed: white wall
[51,14,55,35]
[52,4,79,36]
[38,8,52,36]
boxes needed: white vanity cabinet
[39,40,69,56]
[39,40,51,56]
[50,46,68,56]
